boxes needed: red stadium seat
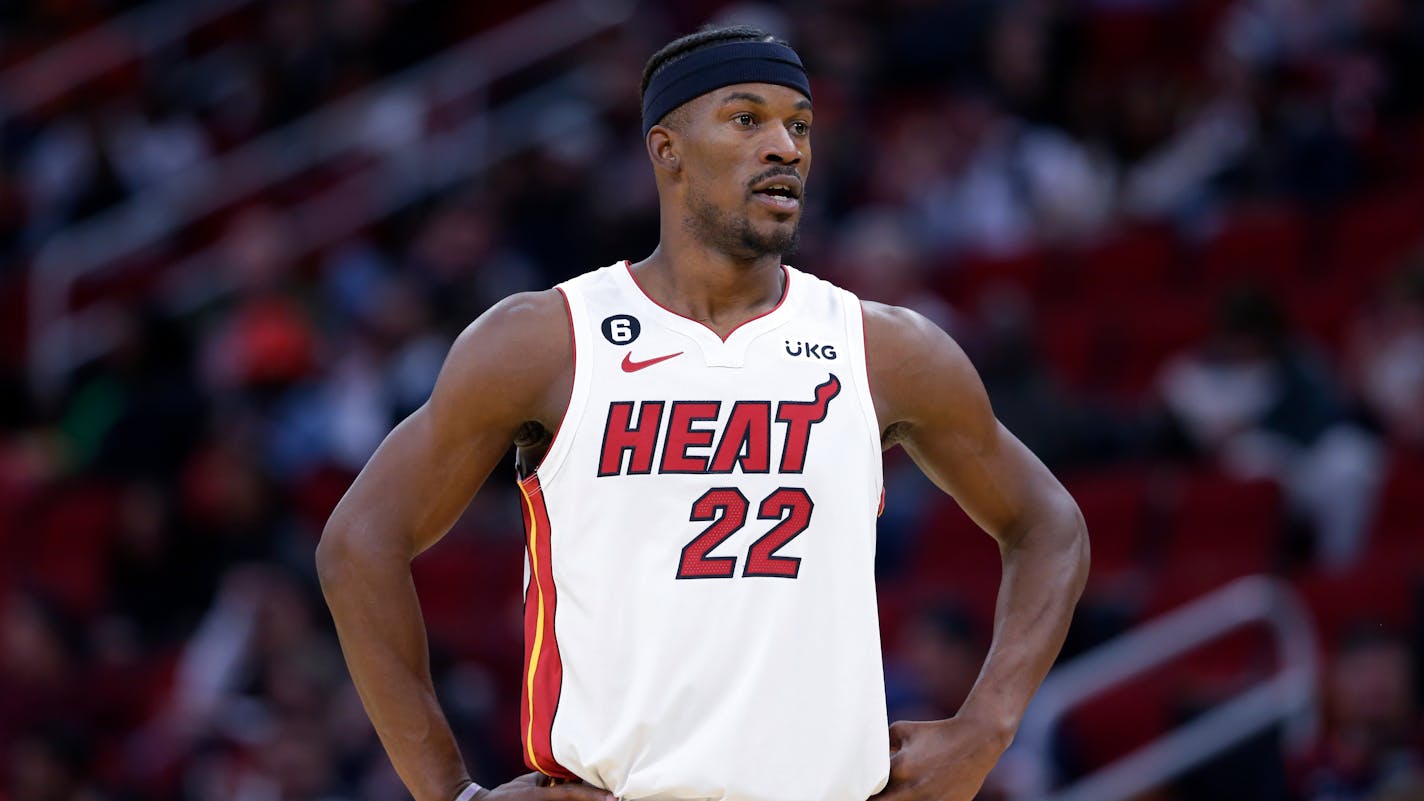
[412,530,526,661]
[939,247,1053,306]
[291,463,357,542]
[1151,473,1284,609]
[1105,299,1212,398]
[1288,283,1362,357]
[1083,7,1188,79]
[1037,297,1209,398]
[906,496,1002,626]
[1201,204,1310,293]
[1062,669,1176,772]
[21,481,120,617]
[1325,190,1424,287]
[1370,449,1424,561]
[1036,306,1101,391]
[1292,554,1417,648]
[1165,472,1283,561]
[1062,468,1154,578]
[1067,223,1180,303]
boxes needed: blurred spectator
[7,725,104,801]
[1294,628,1424,801]
[19,107,127,241]
[107,92,210,195]
[108,480,210,645]
[1119,55,1256,222]
[61,307,205,480]
[1156,288,1383,568]
[971,288,1128,470]
[885,602,985,723]
[1348,259,1424,448]
[825,207,957,328]
[914,95,1114,255]
[131,566,352,800]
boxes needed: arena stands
[0,0,1420,799]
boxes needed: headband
[641,41,811,136]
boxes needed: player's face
[677,83,812,259]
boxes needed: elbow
[1057,491,1091,596]
[315,508,371,592]
[315,509,410,595]
[1002,488,1090,592]
[1015,486,1090,597]
[315,520,350,592]
[1073,511,1091,595]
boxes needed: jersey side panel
[519,272,599,781]
[517,471,575,779]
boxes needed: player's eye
[790,121,810,136]
[733,113,755,127]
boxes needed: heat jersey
[516,261,889,801]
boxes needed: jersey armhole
[519,284,591,487]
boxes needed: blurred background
[0,0,1421,799]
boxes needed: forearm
[959,496,1089,741]
[317,527,471,801]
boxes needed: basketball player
[317,25,1089,801]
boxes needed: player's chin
[750,221,800,256]
[749,205,801,232]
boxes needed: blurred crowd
[1,0,1422,800]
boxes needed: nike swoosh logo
[621,351,684,372]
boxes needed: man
[317,25,1089,801]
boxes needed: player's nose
[760,125,802,165]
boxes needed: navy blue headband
[642,41,811,136]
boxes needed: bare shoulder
[860,300,951,357]
[429,288,573,434]
[859,299,990,442]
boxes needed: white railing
[0,0,254,123]
[27,0,630,397]
[1012,575,1320,801]
[37,74,600,376]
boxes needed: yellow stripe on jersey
[520,481,548,775]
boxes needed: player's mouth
[750,175,802,213]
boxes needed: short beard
[685,190,799,259]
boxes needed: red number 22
[678,487,813,580]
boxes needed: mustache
[747,166,801,190]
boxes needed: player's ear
[647,125,680,175]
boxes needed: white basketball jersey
[516,261,889,801]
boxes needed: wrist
[453,780,486,801]
[953,707,1018,752]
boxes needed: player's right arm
[316,290,608,801]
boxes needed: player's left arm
[863,301,1090,801]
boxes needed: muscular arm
[315,291,572,801]
[864,301,1090,800]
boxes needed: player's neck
[630,243,786,335]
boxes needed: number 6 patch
[601,314,641,345]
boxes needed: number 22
[678,487,813,580]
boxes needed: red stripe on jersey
[518,474,576,780]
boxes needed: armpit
[514,420,553,450]
[881,420,910,448]
[514,420,554,477]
